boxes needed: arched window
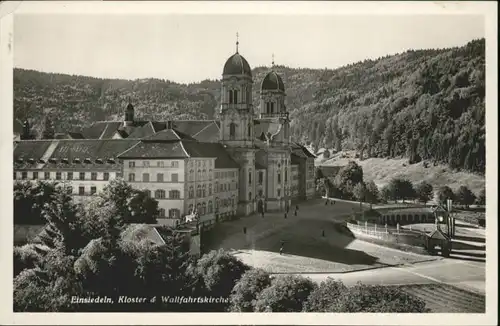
[155,189,165,199]
[229,90,234,104]
[233,89,239,104]
[208,201,213,213]
[202,169,206,180]
[258,171,263,184]
[169,190,180,199]
[215,197,219,210]
[249,192,252,201]
[214,181,218,193]
[266,102,271,114]
[202,202,207,215]
[189,186,194,198]
[229,123,236,140]
[209,169,213,180]
[209,184,212,196]
[188,204,193,214]
[189,169,194,181]
[285,169,288,183]
[196,203,201,213]
[202,184,206,197]
[159,208,165,217]
[144,189,151,197]
[169,209,180,219]
[197,169,201,180]
[248,170,252,184]
[277,172,281,184]
[247,123,251,138]
[196,185,201,197]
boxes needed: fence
[346,221,426,247]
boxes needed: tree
[303,278,347,312]
[334,161,364,199]
[387,177,415,203]
[230,268,272,312]
[41,115,55,139]
[99,179,159,224]
[254,275,316,312]
[14,244,43,277]
[416,181,434,204]
[353,182,366,202]
[316,177,332,198]
[365,180,379,208]
[326,283,427,312]
[314,167,324,182]
[437,186,455,206]
[476,188,485,205]
[380,185,392,203]
[187,249,250,310]
[14,180,58,225]
[456,186,476,208]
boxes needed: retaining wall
[346,221,426,248]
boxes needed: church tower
[219,34,256,216]
[259,56,292,212]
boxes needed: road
[205,198,485,295]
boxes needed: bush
[254,275,316,312]
[327,283,427,312]
[13,244,43,276]
[229,268,271,312]
[304,278,348,312]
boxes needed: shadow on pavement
[453,234,485,243]
[451,241,485,251]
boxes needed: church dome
[223,53,252,77]
[261,70,285,92]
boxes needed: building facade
[14,41,316,228]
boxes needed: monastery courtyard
[204,199,438,273]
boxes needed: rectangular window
[13,171,17,180]
[129,173,135,182]
[129,161,135,168]
[157,173,164,182]
[277,189,281,197]
[91,172,97,181]
[143,161,150,167]
[157,161,164,168]
[103,172,109,181]
[56,172,62,180]
[21,172,27,180]
[79,186,85,195]
[90,186,97,195]
[32,172,38,180]
[278,173,281,184]
[171,173,178,182]
[171,161,179,168]
[79,172,85,180]
[44,172,50,180]
[143,173,150,182]
[258,172,263,184]
[248,171,252,184]
[67,172,73,180]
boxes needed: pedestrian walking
[325,200,328,205]
[284,212,287,219]
[261,211,264,218]
[322,229,325,237]
[294,210,297,216]
[279,245,284,255]
[296,205,299,211]
[243,226,247,234]
[280,240,285,255]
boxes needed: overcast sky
[14,14,484,83]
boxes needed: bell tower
[219,33,254,148]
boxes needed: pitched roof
[182,142,239,169]
[174,120,215,136]
[190,122,220,143]
[14,139,139,170]
[118,141,189,159]
[143,128,196,141]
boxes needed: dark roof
[14,139,139,170]
[182,142,239,169]
[261,70,285,92]
[191,122,220,143]
[143,128,196,141]
[223,53,252,77]
[118,141,189,159]
[317,165,342,178]
[174,120,215,136]
[291,142,316,158]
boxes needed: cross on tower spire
[236,32,239,53]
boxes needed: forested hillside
[14,38,485,173]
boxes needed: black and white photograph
[1,1,497,325]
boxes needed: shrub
[254,275,316,312]
[229,268,271,312]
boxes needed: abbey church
[14,41,316,228]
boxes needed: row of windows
[128,161,179,168]
[186,182,236,198]
[188,160,213,168]
[228,122,252,139]
[143,189,181,200]
[188,169,213,181]
[15,171,110,181]
[158,208,181,219]
[215,171,237,179]
[128,173,178,182]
